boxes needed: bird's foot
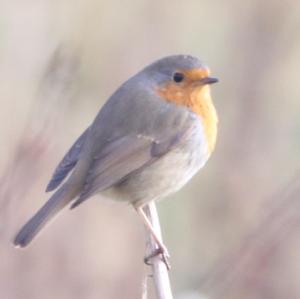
[144,244,171,270]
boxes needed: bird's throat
[157,84,218,154]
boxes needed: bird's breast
[157,84,218,154]
[109,118,210,206]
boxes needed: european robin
[14,55,218,266]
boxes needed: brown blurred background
[0,1,299,298]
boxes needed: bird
[14,55,218,266]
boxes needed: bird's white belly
[108,124,209,207]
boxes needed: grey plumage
[14,183,77,247]
[46,127,90,192]
[14,55,212,247]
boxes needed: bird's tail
[14,184,76,248]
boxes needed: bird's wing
[46,127,90,192]
[70,129,189,209]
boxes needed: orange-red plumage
[157,67,218,153]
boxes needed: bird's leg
[135,206,171,270]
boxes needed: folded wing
[70,131,187,209]
[46,127,90,192]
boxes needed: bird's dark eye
[173,72,184,83]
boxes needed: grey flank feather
[70,135,155,208]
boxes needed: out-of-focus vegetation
[0,1,299,298]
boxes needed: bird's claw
[144,246,171,270]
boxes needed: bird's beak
[200,77,219,85]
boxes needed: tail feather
[14,184,75,248]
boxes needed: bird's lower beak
[200,77,219,85]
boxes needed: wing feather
[46,128,89,192]
[70,132,185,209]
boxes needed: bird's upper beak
[200,77,219,85]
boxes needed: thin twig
[143,202,173,299]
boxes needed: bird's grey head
[148,55,205,71]
[137,55,217,87]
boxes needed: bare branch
[143,202,174,299]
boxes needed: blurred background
[0,0,299,298]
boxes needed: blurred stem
[143,202,173,299]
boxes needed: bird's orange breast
[157,80,218,154]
